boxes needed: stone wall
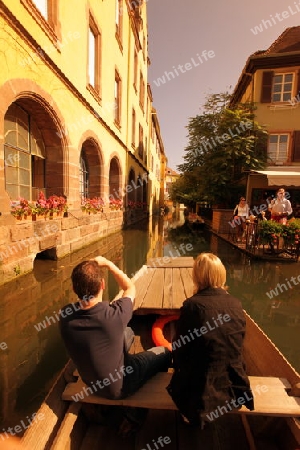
[0,208,124,285]
[0,232,124,428]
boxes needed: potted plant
[109,199,123,210]
[11,201,25,220]
[11,192,69,221]
[281,219,300,247]
[81,197,105,214]
[257,220,282,246]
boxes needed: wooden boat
[19,258,300,450]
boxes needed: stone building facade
[0,0,166,284]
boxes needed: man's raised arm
[93,256,135,303]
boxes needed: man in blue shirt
[59,256,171,434]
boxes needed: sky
[147,0,300,171]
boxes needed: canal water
[0,212,299,432]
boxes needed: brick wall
[211,209,233,234]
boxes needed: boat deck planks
[62,373,300,417]
[133,257,194,313]
[180,266,194,298]
[79,422,136,450]
[134,410,177,450]
[132,268,155,309]
[142,268,165,310]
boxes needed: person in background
[167,252,254,427]
[233,197,250,242]
[268,188,293,224]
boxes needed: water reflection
[0,219,156,430]
[0,214,299,432]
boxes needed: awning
[255,170,300,186]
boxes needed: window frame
[87,14,102,98]
[139,71,145,110]
[268,133,290,163]
[4,104,46,200]
[114,70,122,127]
[271,72,294,103]
[133,49,138,91]
[131,108,136,147]
[115,0,123,50]
[79,153,89,200]
[138,124,144,158]
[21,0,59,44]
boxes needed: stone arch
[4,96,65,199]
[80,137,103,198]
[0,80,67,208]
[109,156,122,200]
[136,173,143,204]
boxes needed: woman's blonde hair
[192,252,226,292]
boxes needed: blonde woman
[167,253,254,427]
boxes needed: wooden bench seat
[62,373,300,417]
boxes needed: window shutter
[296,70,300,101]
[261,71,273,103]
[292,131,300,162]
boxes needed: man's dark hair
[71,261,104,300]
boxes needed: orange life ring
[151,314,179,351]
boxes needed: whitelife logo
[153,50,215,87]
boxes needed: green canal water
[0,212,299,432]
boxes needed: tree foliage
[172,92,268,207]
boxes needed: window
[114,71,121,125]
[79,153,89,199]
[144,137,147,164]
[4,103,45,200]
[132,109,136,147]
[268,134,289,163]
[129,1,140,12]
[80,139,102,198]
[151,120,155,142]
[115,0,123,44]
[138,124,144,158]
[293,130,300,162]
[139,72,145,109]
[32,0,48,18]
[133,49,138,90]
[272,73,294,102]
[21,0,58,39]
[143,35,146,59]
[88,16,101,94]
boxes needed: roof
[230,26,300,105]
[265,27,300,54]
[166,167,179,176]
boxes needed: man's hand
[93,256,135,303]
[93,256,111,268]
